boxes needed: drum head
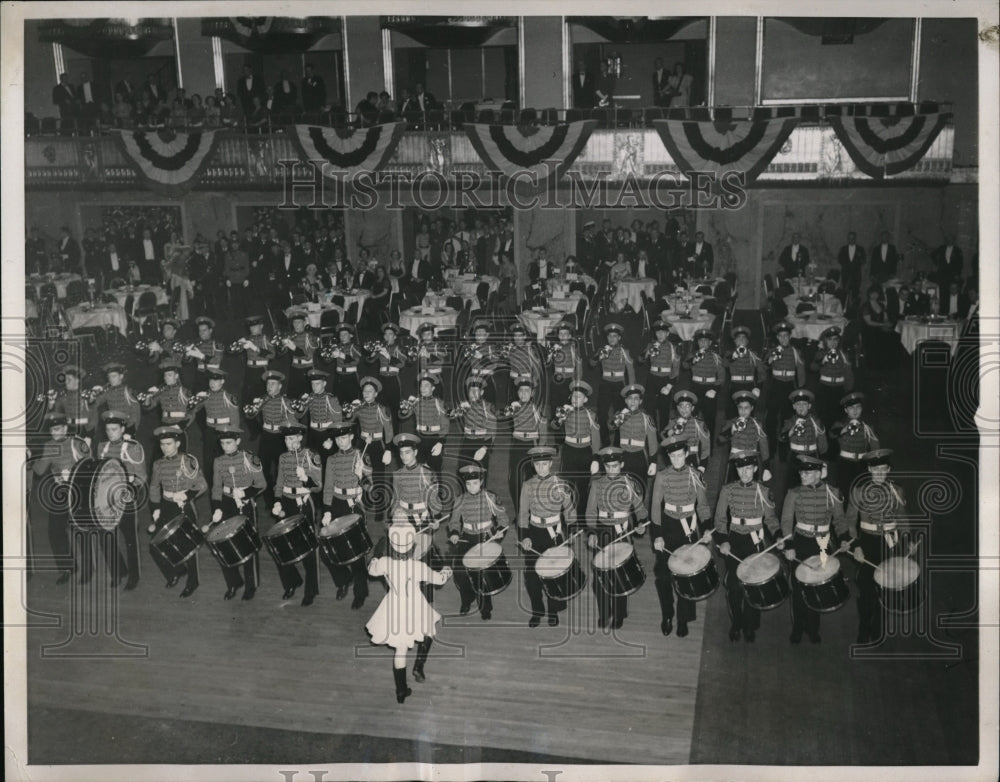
[594,542,634,571]
[151,513,186,545]
[795,554,841,584]
[874,557,920,589]
[737,552,781,585]
[207,515,246,543]
[265,514,305,538]
[463,541,503,569]
[669,543,711,576]
[536,547,574,577]
[320,513,362,538]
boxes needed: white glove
[449,534,460,545]
[152,509,160,523]
[381,450,392,465]
[697,465,706,473]
[201,525,210,534]
[783,549,795,561]
[520,538,533,552]
[60,468,71,482]
[245,341,259,353]
[232,487,245,502]
[653,538,665,552]
[590,461,599,475]
[147,523,157,534]
[474,446,488,462]
[440,566,453,581]
[720,541,731,556]
[647,462,657,476]
[588,534,598,550]
[762,469,772,482]
[777,538,786,550]
[84,436,92,449]
[659,384,672,396]
[226,280,232,288]
[853,547,865,564]
[431,442,443,457]
[189,347,205,359]
[149,341,161,352]
[212,509,223,523]
[751,387,761,398]
[272,502,283,517]
[323,439,334,451]
[379,347,390,359]
[321,512,332,526]
[242,280,249,288]
[296,466,308,482]
[705,389,716,399]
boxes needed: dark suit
[869,243,899,283]
[572,72,595,109]
[931,245,963,287]
[142,82,165,106]
[355,270,376,291]
[682,241,714,279]
[52,82,79,121]
[940,292,970,319]
[652,69,671,107]
[301,75,327,114]
[115,80,138,104]
[837,244,866,298]
[58,236,81,273]
[237,75,265,117]
[270,253,302,305]
[272,80,298,117]
[778,244,810,278]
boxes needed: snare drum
[317,514,373,566]
[150,512,204,568]
[795,555,849,612]
[536,547,587,601]
[463,541,512,596]
[667,543,720,601]
[736,553,789,611]
[262,514,317,566]
[592,542,646,597]
[69,456,129,530]
[205,515,261,568]
[874,556,923,613]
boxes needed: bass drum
[69,456,129,530]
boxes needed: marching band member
[682,329,724,440]
[414,323,448,386]
[778,389,828,510]
[639,321,680,428]
[507,379,549,513]
[455,376,499,473]
[663,390,710,470]
[320,421,370,609]
[366,520,452,704]
[463,322,500,404]
[31,412,90,583]
[845,449,913,644]
[830,391,880,503]
[148,425,207,598]
[590,322,635,443]
[253,370,302,501]
[328,322,363,404]
[586,447,648,629]
[714,451,780,642]
[143,359,192,428]
[49,366,96,443]
[302,368,343,467]
[233,314,275,404]
[186,367,240,491]
[764,321,806,449]
[97,410,145,590]
[185,317,224,391]
[145,318,185,365]
[551,380,601,528]
[371,322,407,420]
[280,309,319,398]
[399,373,449,478]
[649,434,711,637]
[718,390,770,483]
[546,320,583,411]
[448,464,508,620]
[518,446,576,628]
[352,377,394,523]
[722,325,765,419]
[780,456,848,644]
[206,427,266,600]
[809,326,855,429]
[610,384,659,485]
[271,422,322,606]
[92,361,142,441]
[506,323,542,410]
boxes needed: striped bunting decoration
[464,120,597,184]
[653,117,798,186]
[113,129,221,196]
[827,109,952,178]
[285,122,406,176]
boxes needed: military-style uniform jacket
[779,415,828,456]
[52,389,96,432]
[304,392,343,433]
[586,473,649,530]
[189,388,240,430]
[765,343,806,385]
[375,343,407,379]
[713,479,779,541]
[150,452,208,510]
[275,447,322,500]
[32,435,90,480]
[559,405,601,453]
[508,343,540,383]
[322,447,365,506]
[650,465,711,535]
[830,418,879,462]
[810,348,854,389]
[211,449,267,508]
[684,348,724,387]
[780,482,847,539]
[459,398,500,440]
[723,346,766,385]
[845,479,906,540]
[98,436,146,485]
[549,340,583,380]
[288,331,318,371]
[401,395,450,438]
[720,415,770,461]
[237,334,275,370]
[614,409,658,456]
[642,339,680,381]
[517,474,576,536]
[93,384,142,428]
[332,342,363,380]
[259,394,303,434]
[144,382,192,426]
[355,401,393,444]
[664,414,711,461]
[392,462,443,517]
[448,490,508,539]
[591,344,635,384]
[190,339,224,374]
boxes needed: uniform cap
[673,389,698,406]
[620,384,645,399]
[772,321,793,334]
[731,390,756,406]
[307,369,329,381]
[287,309,307,322]
[262,370,285,383]
[789,388,815,404]
[731,325,751,339]
[44,412,69,427]
[101,410,127,426]
[153,425,184,441]
[280,422,306,436]
[244,315,265,326]
[103,361,126,374]
[159,358,181,372]
[216,427,245,440]
[819,326,842,341]
[840,391,865,408]
[527,446,557,462]
[337,322,356,334]
[652,320,670,332]
[382,322,400,334]
[392,433,421,449]
[418,372,441,386]
[360,376,382,393]
[598,446,625,464]
[60,366,81,379]
[195,316,215,329]
[661,434,689,453]
[206,367,227,379]
[796,455,825,472]
[730,451,759,468]
[459,464,486,480]
[465,376,486,389]
[161,318,180,330]
[694,328,714,341]
[603,323,624,335]
[330,422,356,438]
[865,448,893,467]
[569,380,592,397]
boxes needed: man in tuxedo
[682,231,714,279]
[577,220,599,273]
[272,70,298,118]
[778,233,809,279]
[939,281,970,319]
[837,232,866,304]
[652,58,671,107]
[77,72,98,129]
[887,284,926,323]
[116,78,138,106]
[931,235,963,288]
[57,227,81,274]
[143,74,165,106]
[134,228,159,282]
[52,73,79,125]
[355,92,379,127]
[412,84,436,113]
[869,231,899,284]
[237,65,265,117]
[301,64,327,115]
[269,240,301,305]
[405,254,433,304]
[355,259,376,291]
[496,225,515,271]
[572,61,595,109]
[644,221,670,285]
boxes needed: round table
[65,303,128,336]
[685,277,724,294]
[105,284,169,310]
[614,278,657,313]
[884,278,940,300]
[547,291,584,314]
[518,309,566,341]
[450,275,499,309]
[784,293,843,317]
[548,275,597,295]
[664,293,709,313]
[28,273,82,299]
[662,312,715,341]
[398,307,459,336]
[324,288,371,323]
[787,276,822,298]
[787,314,848,341]
[896,317,960,355]
[422,292,450,309]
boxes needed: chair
[64,279,87,307]
[795,301,816,315]
[574,295,590,334]
[445,295,464,312]
[518,108,537,126]
[427,110,446,130]
[615,108,633,128]
[760,273,776,339]
[478,109,496,124]
[644,107,665,126]
[450,110,467,130]
[475,282,490,311]
[718,296,737,337]
[133,289,159,331]
[107,277,127,290]
[590,109,610,129]
[377,110,396,124]
[565,108,583,123]
[344,301,359,326]
[540,108,560,125]
[319,307,341,338]
[331,294,346,307]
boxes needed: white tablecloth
[324,288,371,323]
[65,303,128,336]
[789,277,821,298]
[662,312,715,341]
[518,309,565,341]
[105,284,169,310]
[450,275,499,309]
[896,318,960,355]
[884,278,940,300]
[665,293,709,314]
[784,293,843,317]
[547,292,584,314]
[685,277,724,294]
[788,314,848,341]
[614,278,657,313]
[28,273,83,299]
[398,307,459,336]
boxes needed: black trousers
[836,458,867,506]
[150,500,200,590]
[273,496,320,599]
[815,382,847,431]
[360,439,390,524]
[334,371,361,405]
[559,444,594,527]
[597,379,626,444]
[451,532,494,615]
[201,424,222,492]
[790,533,823,637]
[591,525,631,625]
[690,382,719,440]
[507,438,537,513]
[723,530,768,633]
[418,435,445,479]
[522,524,568,618]
[215,496,260,592]
[321,496,370,600]
[259,431,284,502]
[856,529,897,641]
[643,373,675,430]
[41,475,73,573]
[379,374,402,426]
[288,365,311,399]
[457,436,492,473]
[765,378,796,452]
[651,520,699,625]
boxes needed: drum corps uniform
[611,386,658,484]
[455,378,499,473]
[518,447,576,627]
[546,328,584,411]
[507,381,550,510]
[51,368,96,439]
[830,392,880,503]
[354,379,394,523]
[186,319,224,391]
[97,416,145,589]
[713,453,780,641]
[845,450,907,644]
[273,425,322,605]
[234,316,276,405]
[649,436,711,636]
[780,456,847,643]
[400,378,450,477]
[210,434,267,600]
[809,327,855,430]
[639,325,680,427]
[255,372,301,499]
[373,324,407,420]
[586,449,649,629]
[301,369,343,465]
[92,363,142,440]
[143,361,193,427]
[283,314,319,399]
[718,390,770,482]
[321,424,370,608]
[723,328,766,419]
[552,381,601,528]
[764,323,806,448]
[590,324,635,443]
[330,326,364,404]
[187,369,240,491]
[663,390,711,469]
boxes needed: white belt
[820,374,841,384]
[795,522,829,535]
[860,521,897,533]
[69,416,90,425]
[840,450,864,461]
[425,367,443,375]
[417,424,441,433]
[247,359,268,367]
[206,416,231,425]
[472,368,494,376]
[337,366,358,374]
[513,431,539,440]
[649,368,672,377]
[310,421,335,430]
[773,369,795,379]
[731,517,763,526]
[464,429,489,437]
[361,432,383,441]
[381,366,400,375]
[621,438,645,447]
[166,411,186,419]
[598,510,629,519]
[292,358,313,367]
[693,375,716,384]
[466,520,492,532]
[731,375,753,382]
[790,442,815,452]
[663,502,695,513]
[222,486,245,496]
[332,486,362,498]
[284,486,311,495]
[529,513,561,527]
[688,444,699,454]
[564,435,591,445]
[263,422,282,432]
[399,500,426,510]
[603,371,625,379]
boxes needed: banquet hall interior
[17,13,984,770]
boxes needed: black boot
[413,638,432,683]
[393,666,411,703]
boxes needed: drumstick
[747,534,792,562]
[724,549,744,563]
[483,525,509,544]
[607,521,650,547]
[554,529,584,549]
